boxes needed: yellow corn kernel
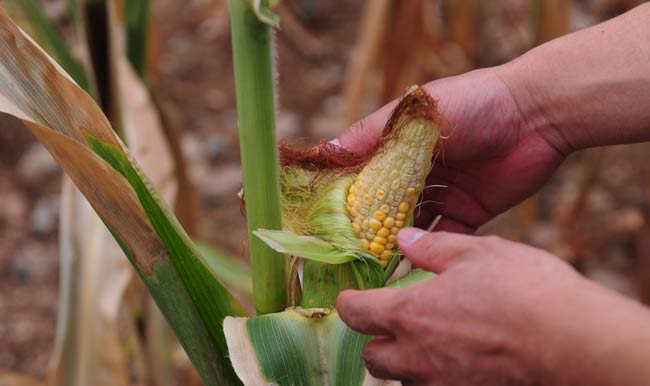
[370,242,385,255]
[343,86,439,266]
[369,219,382,230]
[380,259,389,268]
[377,227,390,238]
[380,250,392,260]
[352,222,361,233]
[373,236,387,245]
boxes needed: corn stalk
[229,0,287,314]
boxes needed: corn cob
[346,87,439,267]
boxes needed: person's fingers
[412,203,477,234]
[362,336,422,382]
[397,229,479,274]
[337,101,398,154]
[336,288,401,336]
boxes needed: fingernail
[398,228,427,246]
[328,138,341,147]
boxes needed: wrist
[494,58,578,157]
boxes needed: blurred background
[0,0,648,385]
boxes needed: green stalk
[229,0,286,314]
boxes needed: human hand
[337,68,566,233]
[337,228,650,386]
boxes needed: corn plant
[0,1,441,384]
[4,1,182,385]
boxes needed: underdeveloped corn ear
[347,86,440,267]
[258,85,440,279]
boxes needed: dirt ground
[0,0,649,382]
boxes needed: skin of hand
[335,3,650,386]
[337,4,650,233]
[337,67,566,234]
[337,229,650,386]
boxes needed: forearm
[534,280,650,386]
[502,3,650,153]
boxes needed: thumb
[397,228,477,274]
[336,101,398,154]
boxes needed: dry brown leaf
[48,180,131,386]
[47,2,178,385]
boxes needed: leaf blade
[0,10,245,385]
[254,229,359,264]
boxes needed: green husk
[263,172,385,307]
[387,269,436,288]
[224,308,396,386]
[254,230,360,265]
[254,87,442,308]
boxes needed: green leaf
[197,242,253,295]
[224,309,397,386]
[86,134,248,381]
[124,0,151,80]
[254,229,360,264]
